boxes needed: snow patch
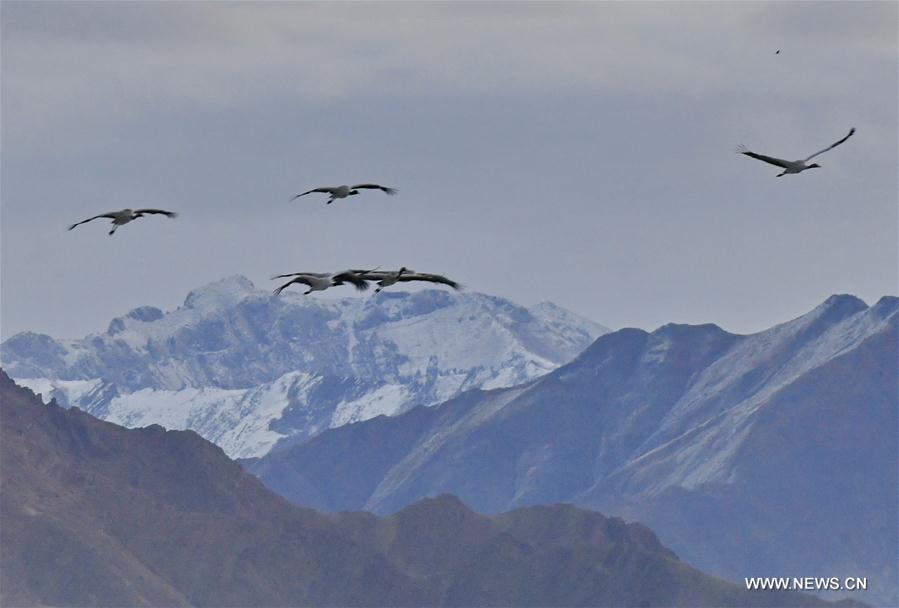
[15,377,103,407]
[331,384,410,427]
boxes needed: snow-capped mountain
[246,294,898,606]
[1,276,606,458]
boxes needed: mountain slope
[2,276,606,457]
[246,295,897,606]
[0,371,850,608]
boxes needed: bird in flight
[737,127,855,177]
[290,184,397,204]
[271,270,370,296]
[351,268,462,293]
[354,267,409,293]
[67,208,178,235]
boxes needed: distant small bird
[775,49,780,54]
[352,268,461,293]
[271,270,370,296]
[737,127,855,177]
[67,208,178,235]
[290,184,398,204]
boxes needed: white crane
[352,268,462,293]
[271,270,370,296]
[353,267,409,293]
[67,208,178,235]
[737,128,855,177]
[290,184,397,204]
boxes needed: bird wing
[803,127,856,162]
[134,208,178,218]
[331,271,371,291]
[290,187,335,201]
[736,146,791,168]
[397,272,461,290]
[272,276,313,295]
[350,184,398,195]
[67,212,120,230]
[349,268,394,279]
[271,272,329,280]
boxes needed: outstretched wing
[67,212,119,231]
[272,276,312,296]
[349,268,394,280]
[134,208,178,218]
[271,271,329,280]
[736,145,791,169]
[398,272,461,290]
[332,270,370,291]
[290,187,335,201]
[803,127,856,162]
[351,184,398,195]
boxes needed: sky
[1,1,896,341]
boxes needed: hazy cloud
[2,1,896,339]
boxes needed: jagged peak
[183,275,257,310]
[813,293,868,316]
[571,326,650,363]
[746,294,870,342]
[779,294,870,334]
[1,331,60,347]
[0,368,46,403]
[870,295,898,319]
[127,306,164,323]
[652,322,730,337]
[107,306,166,335]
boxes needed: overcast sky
[2,1,896,341]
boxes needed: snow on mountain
[614,294,877,490]
[2,275,606,458]
[244,294,897,605]
[11,377,104,409]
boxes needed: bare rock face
[0,370,852,608]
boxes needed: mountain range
[245,294,898,606]
[1,370,858,608]
[1,275,605,458]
